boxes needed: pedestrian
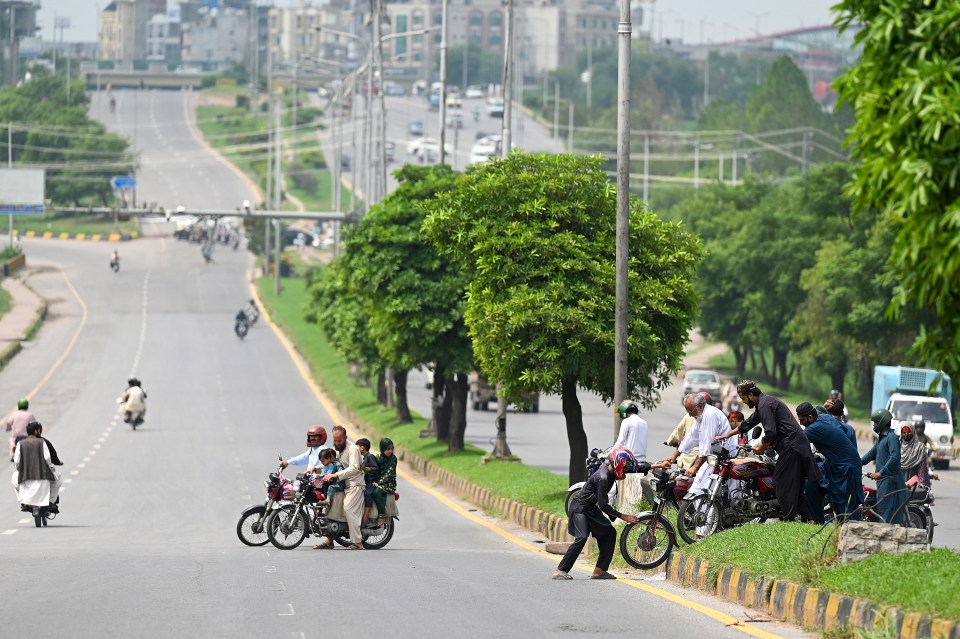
[552,449,640,581]
[5,398,35,463]
[861,409,908,524]
[823,399,857,446]
[371,437,397,526]
[733,380,821,522]
[315,425,365,550]
[796,402,862,523]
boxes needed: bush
[289,163,318,194]
[200,74,218,89]
[236,94,249,109]
[299,149,327,170]
[0,244,22,260]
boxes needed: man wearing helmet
[861,409,908,524]
[553,448,641,580]
[119,378,147,425]
[613,400,648,463]
[5,398,35,462]
[280,425,330,473]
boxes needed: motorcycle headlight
[940,435,949,444]
[707,454,718,467]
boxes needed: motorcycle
[619,466,696,569]
[202,242,214,263]
[565,446,612,515]
[20,503,56,527]
[236,455,295,546]
[676,443,779,544]
[266,473,399,550]
[848,477,933,541]
[125,410,144,430]
[235,318,250,339]
[110,257,120,273]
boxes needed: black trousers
[774,448,816,522]
[557,510,616,573]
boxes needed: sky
[38,0,842,45]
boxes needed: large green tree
[423,152,701,483]
[835,1,960,381]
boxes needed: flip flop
[590,572,617,580]
[346,544,365,550]
[313,542,333,550]
[552,572,573,580]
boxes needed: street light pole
[438,0,449,165]
[613,0,632,437]
[500,0,513,157]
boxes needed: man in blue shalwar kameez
[861,408,908,525]
[797,402,863,523]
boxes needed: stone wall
[837,521,929,565]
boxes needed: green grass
[0,285,11,322]
[818,548,960,621]
[11,213,138,236]
[256,275,569,517]
[675,523,960,622]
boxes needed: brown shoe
[313,541,334,550]
[346,543,365,550]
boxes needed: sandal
[346,543,365,550]
[552,572,573,580]
[313,541,334,550]
[590,572,617,580]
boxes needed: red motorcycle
[236,455,295,546]
[676,444,779,544]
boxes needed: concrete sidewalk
[0,274,45,366]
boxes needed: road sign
[0,168,45,215]
[111,176,136,190]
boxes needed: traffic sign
[111,176,136,190]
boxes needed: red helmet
[608,447,636,481]
[306,425,327,448]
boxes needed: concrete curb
[0,282,46,372]
[667,553,960,639]
[13,230,140,242]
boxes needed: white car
[681,369,722,399]
[406,137,452,157]
[465,85,485,99]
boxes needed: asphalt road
[0,89,822,637]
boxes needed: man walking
[735,380,821,522]
[316,425,365,550]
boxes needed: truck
[468,371,539,413]
[872,365,955,469]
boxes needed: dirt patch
[196,92,242,108]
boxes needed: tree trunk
[860,357,873,408]
[771,348,789,389]
[376,372,387,404]
[437,373,453,443]
[733,346,748,378]
[447,373,469,452]
[394,369,412,423]
[562,375,588,485]
[829,363,847,398]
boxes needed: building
[99,0,151,61]
[182,6,249,65]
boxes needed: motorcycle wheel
[237,506,271,547]
[360,518,395,550]
[903,505,928,540]
[564,488,580,517]
[266,506,309,550]
[677,495,722,544]
[619,513,674,569]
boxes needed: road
[0,88,821,638]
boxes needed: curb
[13,230,140,242]
[0,282,46,372]
[666,553,960,639]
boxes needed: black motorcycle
[266,473,397,550]
[235,318,250,339]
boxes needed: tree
[423,152,701,483]
[835,1,960,382]
[327,164,473,438]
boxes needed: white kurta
[13,441,53,507]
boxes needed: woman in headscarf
[371,438,398,526]
[899,424,932,487]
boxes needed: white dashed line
[70,470,79,476]
[277,605,295,617]
[3,529,17,535]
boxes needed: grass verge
[677,522,960,621]
[256,274,569,517]
[11,213,138,236]
[0,285,11,322]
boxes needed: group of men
[554,377,931,580]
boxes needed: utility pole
[290,1,300,164]
[274,87,282,296]
[265,16,273,275]
[500,0,513,157]
[613,0,632,437]
[553,81,560,152]
[438,0,449,165]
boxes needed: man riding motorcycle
[119,378,147,425]
[280,425,330,473]
[6,398,35,462]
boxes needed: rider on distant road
[119,378,147,424]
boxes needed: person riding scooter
[119,378,147,425]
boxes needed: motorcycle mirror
[278,453,283,461]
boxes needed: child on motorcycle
[371,438,397,526]
[356,438,380,524]
[318,448,345,507]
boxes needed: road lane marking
[254,285,788,639]
[277,605,295,617]
[3,529,17,535]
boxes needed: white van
[887,393,955,469]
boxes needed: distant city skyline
[38,0,842,46]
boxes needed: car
[681,369,722,399]
[408,119,424,136]
[465,85,485,99]
[384,140,395,163]
[446,95,463,109]
[340,153,351,171]
[446,112,464,129]
[485,97,504,118]
[406,137,452,157]
[382,81,404,96]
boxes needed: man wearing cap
[733,380,821,522]
[796,402,862,523]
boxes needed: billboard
[0,168,45,214]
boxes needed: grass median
[256,273,569,517]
